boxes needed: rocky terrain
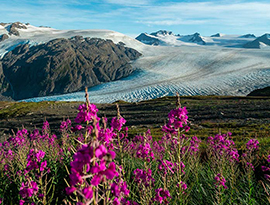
[248,86,270,96]
[0,36,141,100]
[0,22,28,42]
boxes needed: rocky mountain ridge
[0,36,141,100]
[0,22,28,42]
[244,33,270,48]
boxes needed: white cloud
[104,0,152,6]
[137,18,208,26]
[134,2,270,27]
[1,0,270,35]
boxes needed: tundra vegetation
[0,92,269,205]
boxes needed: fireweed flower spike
[153,188,171,204]
[214,173,227,189]
[66,88,130,204]
[162,94,189,135]
[19,181,39,199]
[261,155,270,180]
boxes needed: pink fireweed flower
[60,119,71,132]
[71,125,84,132]
[103,162,119,180]
[70,168,84,186]
[98,127,117,146]
[26,149,46,173]
[184,126,190,132]
[82,186,93,199]
[111,117,126,131]
[66,186,77,195]
[246,139,259,151]
[207,133,239,162]
[262,155,270,178]
[179,181,187,192]
[158,160,176,175]
[162,107,189,135]
[176,181,188,194]
[152,141,165,160]
[19,181,39,198]
[154,188,171,204]
[133,168,155,187]
[187,135,201,155]
[136,143,155,162]
[95,144,108,159]
[70,144,94,173]
[214,173,227,189]
[246,162,255,171]
[40,161,47,172]
[8,129,28,146]
[111,180,130,199]
[267,155,270,163]
[74,103,99,124]
[42,121,50,133]
[29,129,40,140]
[261,166,270,172]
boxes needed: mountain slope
[135,33,160,45]
[1,36,141,100]
[248,86,270,96]
[244,34,270,49]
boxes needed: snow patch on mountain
[0,22,146,58]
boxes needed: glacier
[0,23,269,103]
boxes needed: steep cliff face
[0,36,141,100]
[0,62,12,100]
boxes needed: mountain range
[135,30,270,48]
[0,22,270,102]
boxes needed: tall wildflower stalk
[242,138,259,204]
[65,88,130,205]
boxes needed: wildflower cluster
[207,133,239,162]
[214,173,228,189]
[136,143,155,162]
[153,188,171,204]
[66,93,131,204]
[133,169,155,187]
[162,107,189,135]
[0,92,267,205]
[262,155,270,180]
[157,160,177,175]
[242,139,259,172]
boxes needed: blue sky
[1,0,270,37]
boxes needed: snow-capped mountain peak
[211,33,224,37]
[150,30,174,37]
[244,33,270,49]
[239,34,256,38]
[0,22,145,58]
